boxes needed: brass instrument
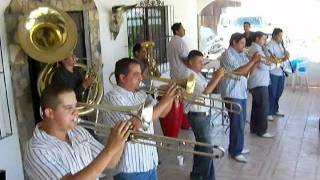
[77,118,225,159]
[263,56,285,67]
[18,6,103,116]
[141,41,161,77]
[110,71,241,113]
[147,74,197,94]
[143,85,242,114]
[224,70,248,80]
[85,61,103,104]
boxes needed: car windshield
[233,17,266,27]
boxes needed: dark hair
[229,32,246,46]
[188,50,203,60]
[132,43,143,57]
[171,22,182,35]
[40,84,74,112]
[114,58,140,84]
[252,31,266,42]
[243,21,251,26]
[272,28,283,38]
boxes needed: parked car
[218,15,272,48]
[199,26,225,56]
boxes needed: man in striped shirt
[220,33,261,163]
[24,85,131,180]
[103,58,178,180]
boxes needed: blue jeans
[225,98,247,156]
[188,112,215,180]
[269,74,285,115]
[114,169,158,180]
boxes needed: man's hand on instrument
[106,121,132,153]
[161,83,180,102]
[129,117,143,131]
[82,76,95,89]
[252,52,262,63]
[284,52,290,61]
[213,67,225,80]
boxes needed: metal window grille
[127,1,174,73]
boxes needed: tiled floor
[101,86,320,180]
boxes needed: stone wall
[4,0,101,153]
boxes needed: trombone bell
[148,73,196,94]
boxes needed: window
[127,3,174,72]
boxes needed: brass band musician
[24,85,131,180]
[102,58,178,180]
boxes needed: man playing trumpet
[24,85,131,180]
[267,28,290,120]
[248,31,275,138]
[102,58,179,180]
[182,50,225,180]
[220,33,262,163]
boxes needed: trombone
[143,85,242,114]
[77,118,225,159]
[108,72,242,114]
[77,102,225,158]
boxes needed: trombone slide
[77,118,225,159]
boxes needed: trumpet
[263,56,285,67]
[77,118,225,158]
[224,70,248,80]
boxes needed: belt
[188,112,208,116]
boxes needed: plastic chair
[291,58,309,91]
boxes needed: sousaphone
[18,6,103,116]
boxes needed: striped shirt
[183,68,210,114]
[220,47,249,99]
[102,85,158,174]
[24,124,104,180]
[248,42,275,89]
[267,40,287,76]
[167,35,189,79]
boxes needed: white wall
[0,0,24,179]
[94,0,198,91]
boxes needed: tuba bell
[18,6,103,116]
[141,41,161,77]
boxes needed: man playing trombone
[102,58,178,180]
[220,33,261,163]
[24,85,131,180]
[183,50,225,180]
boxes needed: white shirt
[24,125,103,180]
[267,40,288,76]
[220,47,249,99]
[167,35,189,79]
[183,68,210,114]
[102,85,158,174]
[248,42,275,89]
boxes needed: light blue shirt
[220,47,249,99]
[248,42,275,89]
[267,40,287,76]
